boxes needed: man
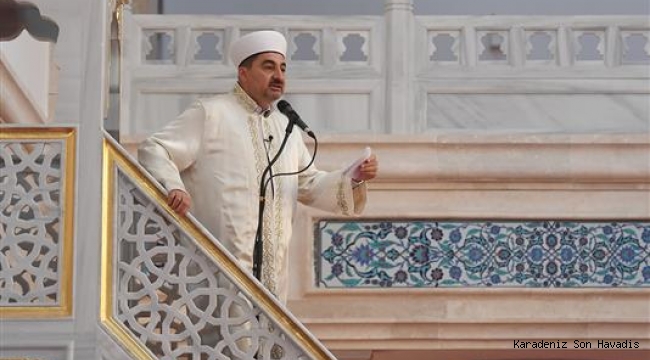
[138,30,378,303]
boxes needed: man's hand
[353,154,378,182]
[167,189,192,215]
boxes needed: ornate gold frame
[0,127,76,318]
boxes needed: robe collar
[234,83,275,117]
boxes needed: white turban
[229,30,287,67]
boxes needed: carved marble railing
[119,9,383,143]
[415,16,650,133]
[0,127,76,318]
[101,134,336,359]
[419,16,650,68]
[117,4,650,142]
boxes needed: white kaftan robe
[138,84,367,302]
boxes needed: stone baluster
[384,0,415,133]
[605,25,620,67]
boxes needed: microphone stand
[252,119,295,282]
[253,129,318,286]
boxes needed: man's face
[239,52,286,108]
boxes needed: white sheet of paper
[344,146,372,180]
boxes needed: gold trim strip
[0,127,76,319]
[100,140,153,359]
[100,137,333,359]
[0,126,76,139]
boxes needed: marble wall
[425,94,650,133]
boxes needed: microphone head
[276,100,316,139]
[276,100,292,115]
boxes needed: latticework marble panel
[133,16,378,69]
[0,141,66,306]
[422,19,650,67]
[114,170,311,359]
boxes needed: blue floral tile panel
[315,220,650,288]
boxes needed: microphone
[253,101,319,282]
[277,100,315,138]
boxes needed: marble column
[384,0,416,133]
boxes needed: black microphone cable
[263,134,275,197]
[252,101,317,284]
[262,134,317,200]
[252,119,295,282]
